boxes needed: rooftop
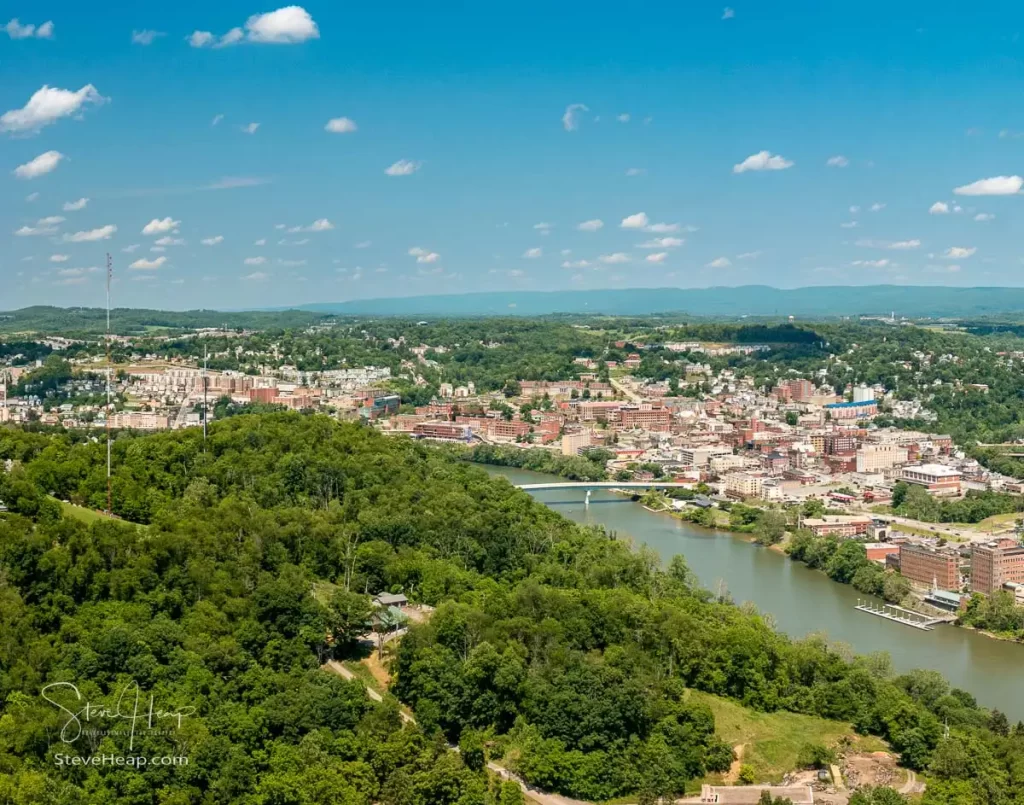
[695,785,815,805]
[905,463,961,477]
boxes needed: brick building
[618,403,672,432]
[971,538,1024,595]
[899,544,960,591]
[803,515,871,538]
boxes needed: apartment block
[802,515,871,538]
[856,443,908,473]
[899,543,960,591]
[971,538,1024,595]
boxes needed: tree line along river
[485,465,1024,722]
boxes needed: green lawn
[689,690,887,784]
[55,499,116,525]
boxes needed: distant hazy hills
[293,285,1024,318]
[8,286,1024,332]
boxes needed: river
[485,465,1024,720]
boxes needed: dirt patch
[361,650,392,689]
[842,751,902,790]
[723,744,745,784]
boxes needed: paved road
[609,377,643,403]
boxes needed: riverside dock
[854,599,953,631]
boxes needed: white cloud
[826,155,849,167]
[13,150,65,179]
[954,175,1023,196]
[599,253,631,264]
[4,19,54,39]
[929,201,949,214]
[974,213,995,222]
[325,117,357,133]
[840,221,858,228]
[355,240,372,248]
[625,167,646,176]
[737,251,761,260]
[638,237,684,248]
[243,271,270,281]
[201,235,224,245]
[189,31,214,47]
[857,238,921,250]
[646,252,669,263]
[150,246,166,253]
[37,215,64,226]
[408,247,440,263]
[220,28,245,46]
[14,224,57,236]
[722,7,735,19]
[241,122,260,134]
[129,256,167,270]
[706,257,732,268]
[244,256,267,265]
[562,103,589,132]
[385,159,419,176]
[577,219,604,232]
[620,212,649,229]
[1,85,106,135]
[131,29,164,45]
[944,246,976,259]
[870,202,886,212]
[733,150,793,173]
[25,192,39,202]
[154,236,185,246]
[523,247,543,259]
[616,113,630,123]
[254,238,267,246]
[121,244,140,253]
[189,6,319,48]
[57,267,98,278]
[852,259,890,268]
[211,113,224,126]
[245,6,319,43]
[287,218,335,233]
[62,197,88,211]
[278,258,307,267]
[50,254,69,262]
[63,224,116,242]
[142,217,180,235]
[644,222,679,233]
[533,222,552,232]
[562,259,590,269]
[849,205,860,214]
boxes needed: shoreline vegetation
[3,414,1022,803]
[595,486,1024,648]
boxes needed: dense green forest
[1,415,1023,803]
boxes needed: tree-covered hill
[0,415,1022,804]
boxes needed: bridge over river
[515,481,693,491]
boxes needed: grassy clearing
[689,690,887,784]
[54,499,117,525]
[311,580,340,606]
[969,512,1022,534]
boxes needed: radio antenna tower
[202,344,208,449]
[105,254,113,516]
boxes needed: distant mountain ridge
[291,285,1024,318]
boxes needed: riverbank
[485,464,1024,719]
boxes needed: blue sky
[4,1,1024,309]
